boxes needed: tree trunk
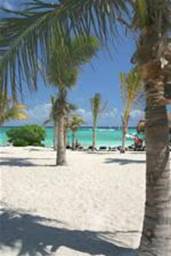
[138,85,171,255]
[64,128,67,147]
[121,120,128,153]
[56,112,66,166]
[92,125,96,151]
[72,131,75,150]
[53,121,57,150]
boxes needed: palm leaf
[120,69,143,121]
[69,115,84,132]
[0,0,129,99]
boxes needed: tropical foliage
[90,93,105,150]
[0,0,126,98]
[0,92,28,125]
[7,125,45,147]
[69,115,84,150]
[120,69,143,152]
[45,95,76,150]
[47,35,99,165]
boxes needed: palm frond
[90,93,106,126]
[47,34,99,89]
[120,69,143,121]
[0,0,129,99]
[69,115,84,132]
[0,94,28,125]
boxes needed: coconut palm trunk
[72,132,76,150]
[56,89,67,166]
[121,118,128,152]
[138,84,171,255]
[92,123,96,150]
[64,127,67,147]
[53,121,58,150]
[56,111,66,165]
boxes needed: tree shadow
[0,207,137,256]
[105,158,145,165]
[86,151,113,155]
[0,158,55,167]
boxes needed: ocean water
[0,127,141,148]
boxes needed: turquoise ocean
[0,127,142,148]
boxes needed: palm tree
[131,1,171,254]
[120,69,142,152]
[1,1,171,254]
[45,95,76,150]
[90,93,104,150]
[69,115,84,150]
[0,92,28,126]
[47,35,99,165]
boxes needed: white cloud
[130,110,144,120]
[28,103,51,124]
[76,107,118,126]
[77,108,86,115]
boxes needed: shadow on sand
[0,157,55,167]
[105,158,145,165]
[0,207,137,256]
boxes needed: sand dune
[0,146,145,256]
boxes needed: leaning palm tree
[120,69,143,152]
[0,92,28,126]
[1,1,171,254]
[47,35,99,165]
[90,93,105,150]
[69,115,84,150]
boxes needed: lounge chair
[99,146,107,151]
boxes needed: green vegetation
[7,125,46,147]
[120,69,143,152]
[69,115,84,150]
[0,92,28,126]
[47,35,99,165]
[45,95,77,150]
[90,93,105,150]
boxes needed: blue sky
[1,0,144,127]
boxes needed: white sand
[0,147,146,256]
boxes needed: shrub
[7,125,46,147]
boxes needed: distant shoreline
[0,127,140,148]
[1,126,137,129]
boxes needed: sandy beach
[0,146,146,256]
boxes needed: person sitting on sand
[132,135,143,150]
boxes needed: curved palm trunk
[138,85,171,255]
[56,112,66,165]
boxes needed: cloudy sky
[0,0,145,127]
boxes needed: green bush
[7,125,46,147]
